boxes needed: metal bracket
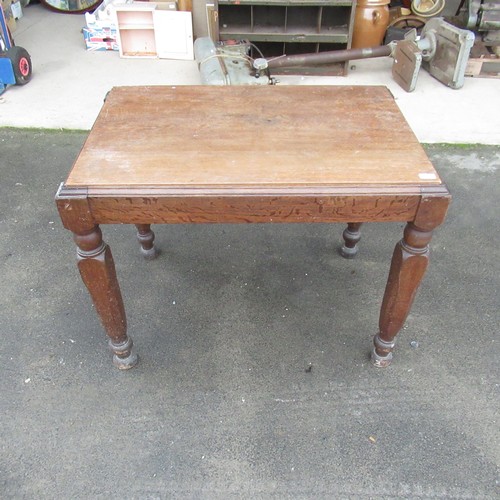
[392,40,423,92]
[421,18,475,89]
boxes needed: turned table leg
[74,225,138,369]
[340,222,362,258]
[135,224,158,260]
[373,222,433,367]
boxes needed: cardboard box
[10,0,21,20]
[153,1,177,11]
[1,0,16,32]
[83,25,119,51]
[84,0,125,27]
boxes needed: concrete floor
[1,4,500,144]
[1,131,499,497]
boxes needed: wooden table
[56,85,450,370]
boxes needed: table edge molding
[59,184,448,198]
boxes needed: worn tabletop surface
[66,85,442,189]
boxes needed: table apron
[86,194,422,224]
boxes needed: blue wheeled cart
[0,6,32,94]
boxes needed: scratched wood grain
[86,194,421,224]
[65,86,443,189]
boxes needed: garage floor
[2,4,500,144]
[1,4,499,499]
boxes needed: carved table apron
[56,85,450,369]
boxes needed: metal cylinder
[266,45,392,69]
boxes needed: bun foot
[140,245,158,260]
[340,222,362,259]
[371,348,393,367]
[340,244,359,259]
[135,224,158,260]
[371,334,395,368]
[109,337,139,370]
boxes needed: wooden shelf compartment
[218,2,353,41]
[119,29,157,57]
[115,8,155,27]
[217,0,355,75]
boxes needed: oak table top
[66,85,442,189]
[57,85,450,370]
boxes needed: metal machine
[460,0,500,45]
[195,18,474,92]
